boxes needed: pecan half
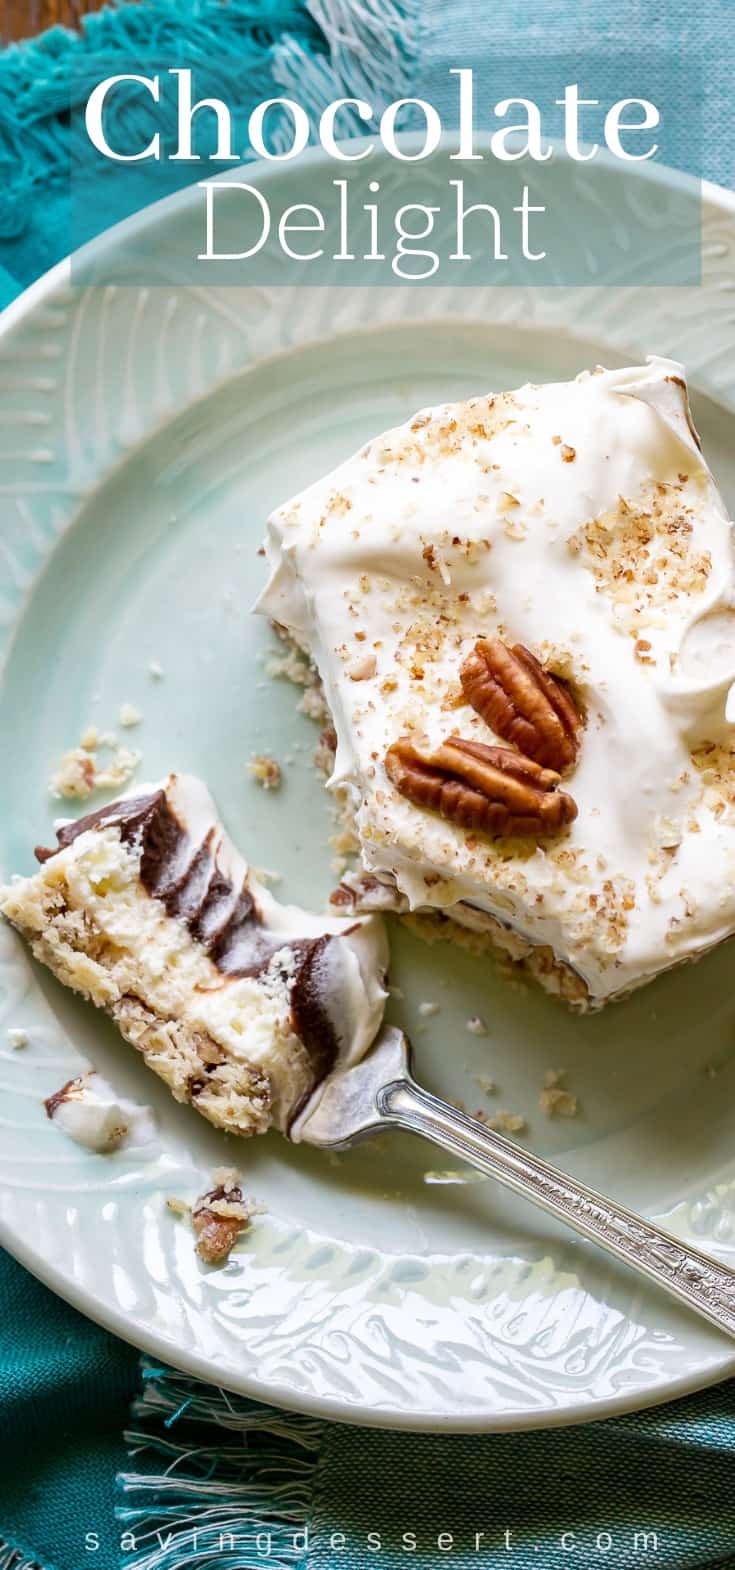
[460,638,581,771]
[385,734,577,838]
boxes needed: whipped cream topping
[258,358,735,1001]
[45,1071,157,1153]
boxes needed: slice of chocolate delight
[0,775,388,1136]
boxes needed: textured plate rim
[5,1213,734,1434]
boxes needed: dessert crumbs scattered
[265,638,316,689]
[540,1087,578,1118]
[50,749,95,799]
[192,1167,259,1265]
[466,1015,488,1035]
[166,1196,191,1218]
[7,1028,29,1050]
[314,732,337,778]
[473,1072,496,1095]
[50,737,141,800]
[299,686,330,723]
[148,660,164,680]
[418,1000,439,1017]
[539,1067,578,1117]
[248,753,282,791]
[486,1109,527,1134]
[119,703,142,728]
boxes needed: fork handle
[378,1075,735,1340]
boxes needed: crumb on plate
[539,1068,579,1118]
[248,753,282,790]
[50,734,140,800]
[486,1109,527,1135]
[166,1195,191,1219]
[192,1167,258,1264]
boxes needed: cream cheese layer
[258,359,735,1001]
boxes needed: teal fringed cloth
[0,0,419,293]
[0,1251,139,1570]
[2,1251,735,1570]
[2,4,735,1569]
[2,1257,735,1570]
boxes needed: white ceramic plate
[1,147,735,1431]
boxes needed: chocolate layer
[38,790,340,1102]
[44,1076,80,1120]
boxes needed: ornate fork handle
[378,1076,735,1340]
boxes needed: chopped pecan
[460,638,582,771]
[193,1207,244,1265]
[192,1174,252,1265]
[385,734,577,838]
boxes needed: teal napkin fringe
[0,0,419,289]
[0,1546,44,1570]
[0,1251,139,1570]
[119,1363,322,1570]
[119,1360,735,1570]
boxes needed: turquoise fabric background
[0,1253,138,1570]
[1,4,735,1568]
[117,1361,735,1570]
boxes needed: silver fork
[295,1026,735,1340]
